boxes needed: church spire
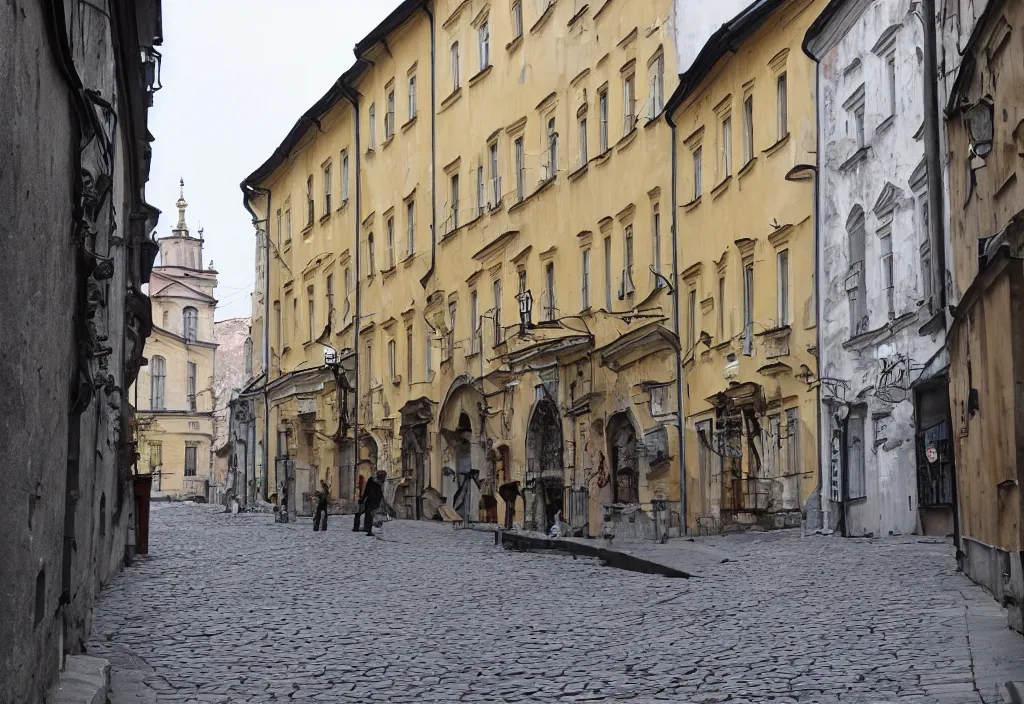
[173,177,190,237]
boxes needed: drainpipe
[340,79,362,500]
[242,185,271,501]
[813,66,825,534]
[921,0,946,316]
[418,1,438,290]
[664,108,687,536]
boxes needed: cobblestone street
[89,504,1024,703]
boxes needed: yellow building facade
[667,0,822,533]
[134,184,219,498]
[244,0,686,535]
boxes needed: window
[365,340,373,389]
[285,208,292,243]
[512,1,523,38]
[518,269,527,295]
[149,441,162,470]
[693,146,703,198]
[406,200,415,258]
[275,209,282,245]
[624,224,634,292]
[307,286,315,341]
[515,137,525,202]
[721,116,732,178]
[846,407,867,499]
[326,273,335,320]
[386,216,395,268]
[652,203,662,279]
[367,233,375,275]
[306,175,314,226]
[244,338,253,377]
[182,307,198,342]
[343,268,351,323]
[886,55,897,117]
[184,443,198,478]
[478,21,490,71]
[186,362,197,412]
[777,73,788,139]
[847,208,867,335]
[150,356,166,410]
[743,96,754,163]
[451,43,460,91]
[341,152,349,202]
[604,235,613,310]
[386,88,395,140]
[718,275,726,340]
[919,196,933,301]
[408,75,417,120]
[368,104,376,149]
[293,299,298,338]
[599,90,609,152]
[323,162,332,214]
[742,262,754,355]
[648,54,665,119]
[880,233,894,318]
[477,165,486,215]
[623,74,635,134]
[546,117,558,178]
[493,278,503,345]
[274,302,282,351]
[406,325,414,383]
[777,250,790,326]
[489,142,501,205]
[855,104,865,148]
[544,262,556,321]
[688,288,697,348]
[447,301,457,359]
[470,290,480,353]
[425,328,432,376]
[578,116,588,167]
[582,249,591,309]
[388,340,397,382]
[450,174,460,229]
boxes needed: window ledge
[510,176,555,213]
[593,0,613,20]
[568,162,589,182]
[488,198,506,214]
[319,212,332,225]
[568,2,589,27]
[381,265,398,279]
[506,35,524,54]
[440,87,463,112]
[441,214,482,243]
[381,134,395,150]
[644,111,665,130]
[366,147,376,157]
[616,128,639,152]
[591,148,612,166]
[402,115,418,132]
[839,146,871,173]
[301,223,314,236]
[875,114,895,136]
[683,195,702,212]
[530,0,556,34]
[465,351,480,361]
[336,198,349,213]
[469,64,493,87]
[737,157,758,180]
[282,346,292,354]
[402,254,416,267]
[711,176,732,199]
[762,132,791,158]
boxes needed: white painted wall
[673,0,752,75]
[813,0,946,537]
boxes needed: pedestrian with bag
[312,480,331,532]
[352,470,387,536]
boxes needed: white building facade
[805,0,955,538]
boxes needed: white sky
[148,0,398,321]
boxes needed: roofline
[240,0,426,193]
[666,0,787,117]
[801,0,865,60]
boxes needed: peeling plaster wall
[813,0,944,537]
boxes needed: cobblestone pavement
[89,503,1024,704]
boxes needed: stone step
[46,655,110,704]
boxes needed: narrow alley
[90,505,1024,703]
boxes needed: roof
[944,0,1007,113]
[801,0,871,60]
[240,0,425,192]
[666,0,787,117]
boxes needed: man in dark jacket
[313,480,331,532]
[352,470,387,536]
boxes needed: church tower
[158,178,205,270]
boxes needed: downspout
[664,107,687,536]
[419,0,438,290]
[340,78,362,500]
[242,185,271,501]
[921,0,946,316]
[813,65,825,534]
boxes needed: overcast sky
[148,1,398,321]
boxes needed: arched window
[150,356,166,410]
[183,307,198,342]
[846,207,867,335]
[244,338,253,377]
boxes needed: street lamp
[517,289,534,335]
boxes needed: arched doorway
[438,377,485,522]
[526,398,564,532]
[608,412,639,504]
[450,413,475,519]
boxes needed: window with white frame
[447,301,457,359]
[845,85,866,149]
[341,151,349,202]
[470,290,480,353]
[451,42,460,91]
[604,234,613,310]
[323,162,332,213]
[478,20,490,71]
[721,115,732,178]
[489,142,501,205]
[546,117,558,178]
[493,278,503,345]
[367,232,375,275]
[578,114,588,168]
[183,306,198,342]
[919,194,933,302]
[648,53,664,119]
[406,326,414,382]
[409,74,417,120]
[326,273,335,320]
[477,164,485,215]
[406,200,415,258]
[306,175,314,226]
[652,202,662,279]
[386,87,395,139]
[718,275,726,340]
[368,104,376,149]
[623,224,634,294]
[425,328,432,376]
[777,249,789,326]
[365,340,373,391]
[386,215,395,268]
[544,262,556,321]
[886,53,897,117]
[388,339,397,381]
[777,73,788,139]
[515,137,525,201]
[688,287,697,348]
[343,268,350,324]
[307,286,315,341]
[582,248,591,309]
[693,145,703,198]
[598,89,609,152]
[150,355,166,410]
[879,224,895,318]
[450,173,460,230]
[623,73,635,134]
[512,1,523,38]
[742,262,754,355]
[743,95,754,164]
[847,207,867,335]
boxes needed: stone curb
[46,655,110,704]
[497,529,692,578]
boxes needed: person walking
[313,480,331,532]
[352,470,387,536]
